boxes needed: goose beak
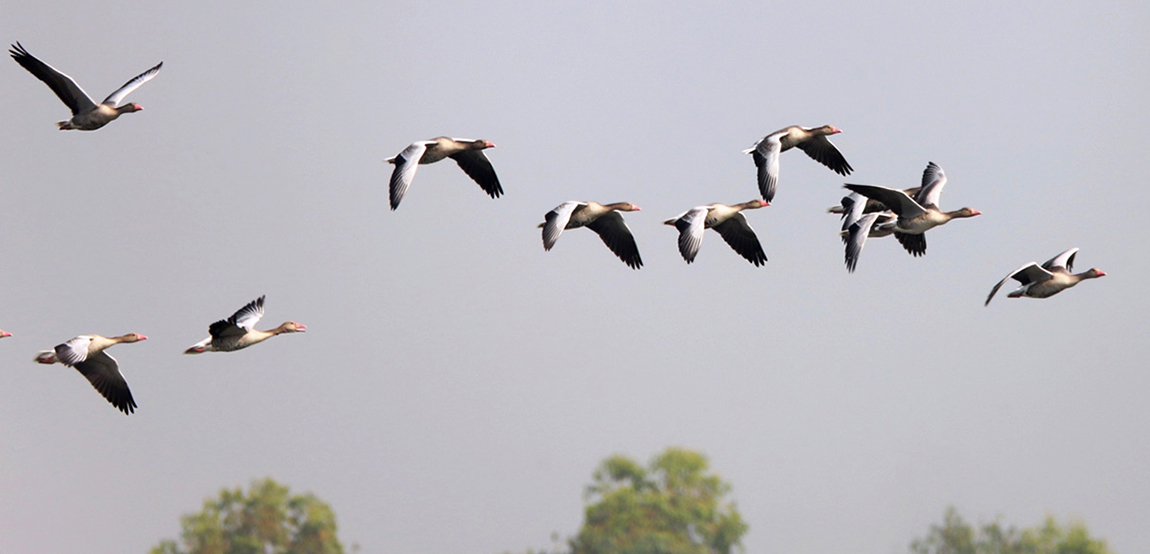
[0,331,11,338]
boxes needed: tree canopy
[150,477,346,554]
[910,506,1111,554]
[567,447,748,554]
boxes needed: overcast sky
[1,2,1147,553]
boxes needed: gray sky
[1,2,1147,553]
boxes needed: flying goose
[540,201,643,269]
[664,200,769,266]
[9,42,161,131]
[985,248,1106,306]
[387,137,502,209]
[744,125,853,203]
[185,296,306,354]
[35,333,147,414]
[844,162,980,257]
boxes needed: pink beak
[0,331,11,338]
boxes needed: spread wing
[387,142,430,210]
[671,207,709,264]
[101,61,162,106]
[796,134,853,176]
[713,213,767,266]
[746,133,783,202]
[449,150,503,199]
[73,351,137,415]
[586,212,643,269]
[54,336,93,366]
[845,184,927,219]
[210,296,264,339]
[914,162,948,208]
[541,201,583,250]
[1042,248,1079,272]
[9,42,97,115]
[845,212,881,273]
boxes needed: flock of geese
[8,42,1107,416]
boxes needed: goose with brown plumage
[34,332,147,415]
[664,200,769,266]
[744,125,853,203]
[184,296,306,354]
[9,42,161,131]
[387,137,502,210]
[844,162,981,257]
[540,201,643,269]
[985,248,1106,306]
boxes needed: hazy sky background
[1,2,1147,553]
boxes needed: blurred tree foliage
[910,506,1111,554]
[149,477,346,554]
[566,447,748,554]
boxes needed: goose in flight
[185,296,306,354]
[664,200,769,266]
[540,201,643,269]
[9,42,161,131]
[985,248,1106,306]
[387,137,502,209]
[35,333,148,415]
[844,162,980,257]
[745,125,852,202]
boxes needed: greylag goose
[985,248,1106,306]
[744,125,853,202]
[540,201,643,269]
[838,192,897,272]
[387,137,502,209]
[34,333,147,414]
[844,162,980,257]
[9,42,161,131]
[184,296,306,354]
[664,200,769,266]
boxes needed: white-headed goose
[664,200,769,266]
[540,201,643,269]
[35,332,147,415]
[744,125,853,203]
[9,42,161,131]
[184,296,305,354]
[985,248,1106,306]
[844,162,980,257]
[387,137,502,209]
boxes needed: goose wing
[914,162,948,208]
[73,351,136,415]
[796,134,853,176]
[101,61,163,106]
[387,141,431,210]
[844,184,927,219]
[713,213,767,266]
[1042,248,1079,272]
[745,132,783,202]
[9,42,97,115]
[845,212,881,273]
[541,201,583,250]
[449,149,503,199]
[586,211,643,269]
[671,207,708,264]
[210,296,264,339]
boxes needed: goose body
[664,200,769,266]
[540,201,643,269]
[844,162,980,257]
[34,332,147,414]
[744,125,852,202]
[386,137,502,209]
[985,248,1106,305]
[9,42,161,131]
[185,296,306,354]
